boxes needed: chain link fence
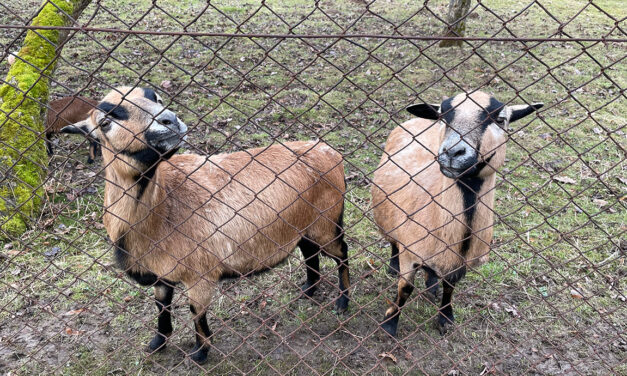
[0,0,625,374]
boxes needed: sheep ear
[60,119,94,135]
[508,103,544,123]
[406,103,440,120]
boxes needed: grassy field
[1,0,625,374]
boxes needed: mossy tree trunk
[0,0,91,237]
[439,0,472,47]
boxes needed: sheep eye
[495,116,506,126]
[99,118,112,131]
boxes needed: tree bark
[439,0,472,47]
[0,0,91,237]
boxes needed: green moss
[0,0,86,238]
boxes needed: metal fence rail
[0,0,625,374]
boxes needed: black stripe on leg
[148,283,174,351]
[189,305,211,364]
[334,238,350,313]
[388,243,400,275]
[298,237,320,297]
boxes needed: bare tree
[440,0,472,47]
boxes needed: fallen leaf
[570,288,584,299]
[270,322,277,331]
[378,352,397,363]
[553,176,576,184]
[592,198,608,207]
[592,127,602,134]
[160,80,172,90]
[366,258,377,271]
[65,327,85,336]
[64,308,87,316]
[503,303,519,317]
[123,296,132,302]
[8,249,21,256]
[259,300,267,310]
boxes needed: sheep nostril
[453,149,466,158]
[161,119,172,126]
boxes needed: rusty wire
[0,0,625,375]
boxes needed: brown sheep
[46,96,100,163]
[61,86,350,364]
[372,90,542,337]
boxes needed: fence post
[439,0,472,47]
[0,0,91,237]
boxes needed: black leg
[437,279,456,335]
[388,243,399,275]
[381,277,415,337]
[298,237,320,298]
[189,304,211,364]
[148,282,174,352]
[46,136,54,156]
[332,238,350,313]
[423,266,439,304]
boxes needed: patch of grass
[0,0,625,374]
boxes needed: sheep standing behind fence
[372,91,543,337]
[61,86,350,364]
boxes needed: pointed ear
[406,103,440,120]
[60,119,94,136]
[508,103,544,123]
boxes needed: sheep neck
[442,172,497,257]
[102,156,166,244]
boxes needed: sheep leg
[298,237,320,298]
[45,135,54,156]
[381,255,417,337]
[324,237,350,313]
[147,282,174,352]
[388,243,400,276]
[437,279,456,335]
[422,266,439,304]
[188,284,214,364]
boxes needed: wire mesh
[0,0,625,374]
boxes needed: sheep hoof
[380,316,399,338]
[147,334,168,352]
[300,282,317,298]
[437,316,454,335]
[189,345,209,365]
[387,265,399,276]
[334,296,349,314]
[87,157,94,164]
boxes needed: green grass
[1,0,625,375]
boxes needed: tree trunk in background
[439,0,472,47]
[0,0,91,238]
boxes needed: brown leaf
[64,308,87,316]
[378,352,397,363]
[65,327,85,336]
[123,296,132,302]
[259,300,267,310]
[160,80,172,90]
[553,176,576,184]
[570,288,584,299]
[270,321,277,331]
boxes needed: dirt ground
[1,0,625,374]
